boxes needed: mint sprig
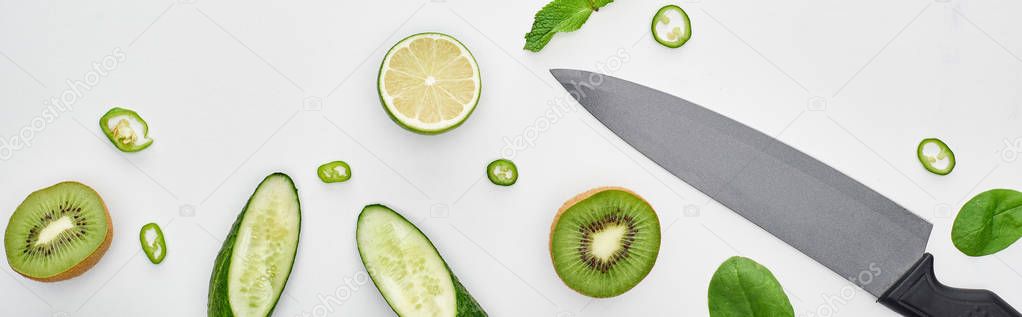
[523,0,615,52]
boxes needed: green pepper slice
[487,159,518,186]
[917,138,955,175]
[99,107,153,152]
[651,5,692,48]
[139,222,167,264]
[318,161,352,183]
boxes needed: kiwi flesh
[4,182,113,282]
[550,187,661,298]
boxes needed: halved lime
[377,33,481,134]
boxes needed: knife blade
[551,68,1019,316]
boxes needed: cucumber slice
[356,204,486,317]
[208,173,301,317]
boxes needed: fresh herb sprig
[523,0,616,52]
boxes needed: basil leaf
[708,256,794,317]
[523,0,615,52]
[952,189,1022,256]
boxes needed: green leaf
[952,189,1022,256]
[708,256,794,317]
[523,0,615,52]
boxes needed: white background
[1,0,1021,316]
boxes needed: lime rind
[377,32,482,134]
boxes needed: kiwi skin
[8,182,114,282]
[548,186,659,297]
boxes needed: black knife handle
[879,253,1020,317]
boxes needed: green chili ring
[917,138,955,175]
[99,107,153,152]
[139,222,167,264]
[651,5,692,48]
[318,161,352,183]
[487,159,518,186]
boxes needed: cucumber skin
[208,173,301,317]
[207,206,244,317]
[452,276,487,317]
[357,204,487,317]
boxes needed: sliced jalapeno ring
[139,222,167,264]
[917,138,955,175]
[318,161,352,183]
[99,107,153,152]
[652,5,692,48]
[487,159,518,186]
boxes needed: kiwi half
[550,187,661,298]
[4,182,113,282]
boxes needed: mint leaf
[523,0,615,52]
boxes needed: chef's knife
[551,68,1019,317]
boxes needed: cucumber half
[356,204,486,317]
[208,173,301,317]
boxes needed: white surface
[1,0,1021,316]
